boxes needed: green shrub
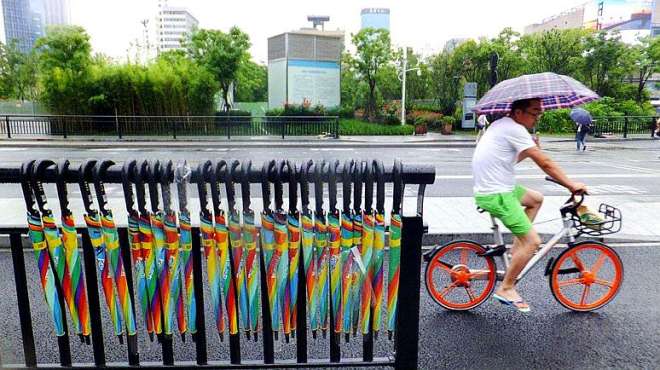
[326,105,354,118]
[215,110,251,117]
[537,109,573,133]
[412,103,443,113]
[340,119,414,135]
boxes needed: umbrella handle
[210,160,226,215]
[20,160,39,217]
[92,160,115,216]
[78,160,98,215]
[342,160,354,214]
[121,160,138,214]
[240,160,252,211]
[374,160,385,215]
[314,160,326,215]
[392,160,403,215]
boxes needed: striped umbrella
[340,160,355,341]
[175,161,196,337]
[350,162,364,337]
[327,161,342,336]
[225,160,249,338]
[473,72,599,114]
[313,161,329,337]
[261,160,279,339]
[240,161,260,340]
[371,161,386,338]
[299,161,316,336]
[197,161,224,340]
[273,162,291,341]
[284,161,300,338]
[360,163,375,336]
[123,160,153,340]
[21,161,65,337]
[387,161,403,340]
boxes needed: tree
[351,28,393,121]
[186,27,251,111]
[518,29,587,76]
[428,51,461,115]
[234,59,267,102]
[582,31,632,97]
[0,41,38,101]
[490,28,525,83]
[631,36,660,103]
[340,52,362,109]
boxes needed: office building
[43,0,68,25]
[361,8,390,30]
[524,6,586,34]
[0,0,35,52]
[156,4,198,53]
[652,0,660,35]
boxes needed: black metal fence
[0,115,340,139]
[592,116,658,138]
[0,159,434,369]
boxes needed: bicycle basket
[570,203,622,237]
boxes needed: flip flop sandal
[492,293,531,313]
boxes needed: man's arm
[519,146,587,194]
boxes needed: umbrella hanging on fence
[350,161,364,338]
[360,162,375,336]
[261,160,279,340]
[93,160,137,338]
[387,160,403,340]
[327,160,342,337]
[175,161,196,338]
[273,161,291,341]
[472,72,599,114]
[31,160,81,341]
[371,160,386,339]
[225,160,250,338]
[122,160,154,341]
[135,161,162,339]
[160,161,185,340]
[79,160,124,342]
[20,160,65,337]
[56,159,91,341]
[285,160,301,338]
[299,161,316,337]
[313,161,329,338]
[240,161,260,341]
[340,160,355,342]
[197,160,224,341]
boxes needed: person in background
[476,114,489,143]
[654,117,660,139]
[570,108,592,151]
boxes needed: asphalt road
[0,245,659,369]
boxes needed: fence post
[226,114,231,140]
[623,117,628,138]
[115,109,122,140]
[5,115,10,139]
[62,117,68,139]
[172,117,177,139]
[9,232,37,368]
[394,215,423,370]
[282,118,286,139]
[335,117,340,139]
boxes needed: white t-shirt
[472,117,536,194]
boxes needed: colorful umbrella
[197,160,224,340]
[240,161,260,340]
[284,161,300,338]
[274,161,291,341]
[225,160,249,338]
[79,160,124,341]
[327,161,342,336]
[299,161,316,336]
[175,161,196,337]
[135,161,161,338]
[360,162,375,335]
[122,160,153,341]
[94,161,137,337]
[31,160,80,339]
[57,160,91,339]
[261,160,279,340]
[473,72,599,114]
[21,160,65,337]
[313,161,330,337]
[387,160,403,340]
[350,162,364,337]
[340,160,355,341]
[371,161,386,338]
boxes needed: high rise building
[0,0,35,52]
[652,0,660,35]
[156,4,198,53]
[361,8,390,30]
[524,6,586,34]
[43,0,68,26]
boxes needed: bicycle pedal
[478,244,507,257]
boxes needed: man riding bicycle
[471,98,588,312]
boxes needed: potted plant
[414,122,428,135]
[441,115,455,135]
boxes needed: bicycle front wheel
[550,242,623,312]
[425,240,497,311]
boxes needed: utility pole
[401,50,407,126]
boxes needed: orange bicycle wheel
[550,242,623,312]
[425,241,497,311]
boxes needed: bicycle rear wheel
[425,241,497,311]
[550,242,623,312]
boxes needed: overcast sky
[69,0,595,63]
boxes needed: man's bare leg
[495,229,541,302]
[521,189,543,222]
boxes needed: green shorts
[475,185,532,236]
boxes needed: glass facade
[360,8,390,30]
[2,0,34,53]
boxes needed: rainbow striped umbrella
[122,160,153,340]
[360,211,375,335]
[150,211,169,335]
[175,161,196,336]
[225,160,249,338]
[327,161,342,336]
[60,211,91,338]
[197,161,224,340]
[274,162,291,340]
[21,161,65,337]
[240,161,260,339]
[285,161,300,337]
[340,161,355,340]
[387,161,403,340]
[94,160,137,338]
[261,160,279,339]
[371,161,386,338]
[299,160,316,336]
[350,162,364,337]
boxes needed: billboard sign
[287,59,340,108]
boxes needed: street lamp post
[399,49,422,126]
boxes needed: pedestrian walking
[476,114,489,143]
[654,117,660,139]
[570,108,592,151]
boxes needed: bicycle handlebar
[546,176,585,210]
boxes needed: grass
[340,119,414,135]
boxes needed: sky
[69,0,620,63]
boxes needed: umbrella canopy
[570,107,593,126]
[473,72,599,114]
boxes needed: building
[524,6,586,34]
[652,0,660,35]
[43,0,68,25]
[156,5,198,53]
[443,37,468,52]
[361,8,390,30]
[0,0,35,52]
[268,20,344,109]
[603,10,652,42]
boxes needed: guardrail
[592,116,658,138]
[0,115,340,139]
[0,159,434,369]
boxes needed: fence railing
[0,159,434,369]
[0,115,340,139]
[592,116,658,138]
